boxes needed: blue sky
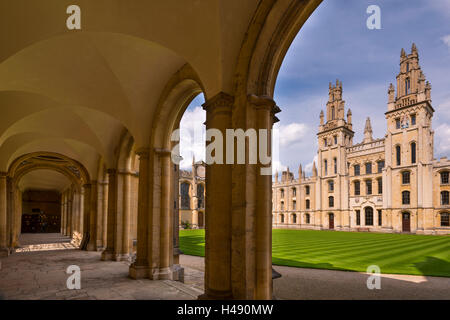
[180,0,450,174]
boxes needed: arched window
[402,171,410,184]
[280,201,284,211]
[292,187,296,197]
[293,200,296,210]
[441,191,449,205]
[305,213,310,224]
[405,78,411,95]
[292,214,297,224]
[365,207,374,226]
[306,199,310,209]
[366,180,372,195]
[328,196,334,208]
[411,142,416,164]
[354,180,360,196]
[356,210,361,225]
[197,184,205,209]
[441,213,450,227]
[280,214,285,223]
[328,180,334,192]
[377,178,383,194]
[280,189,284,198]
[354,164,360,176]
[441,172,449,184]
[402,191,410,205]
[331,106,335,120]
[305,186,310,195]
[324,160,328,175]
[334,157,337,174]
[365,162,372,174]
[180,183,190,209]
[396,145,401,166]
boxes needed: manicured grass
[179,229,450,277]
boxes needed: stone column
[102,169,117,261]
[11,186,21,248]
[80,184,91,250]
[101,182,108,250]
[96,181,107,251]
[66,192,73,238]
[119,172,131,260]
[86,182,98,251]
[6,177,14,249]
[0,172,9,256]
[200,92,233,299]
[61,192,66,235]
[129,148,150,278]
[157,150,174,279]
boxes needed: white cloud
[435,123,450,156]
[441,35,450,49]
[179,106,206,169]
[305,155,318,174]
[275,122,309,147]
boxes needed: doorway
[402,212,410,232]
[329,213,334,230]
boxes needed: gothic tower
[384,43,434,232]
[316,80,354,229]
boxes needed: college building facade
[272,45,450,235]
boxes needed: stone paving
[180,255,450,300]
[1,234,449,300]
[0,234,201,300]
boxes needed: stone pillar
[66,192,73,238]
[61,192,66,235]
[80,184,91,250]
[157,150,174,279]
[129,148,150,278]
[0,172,9,256]
[86,182,98,251]
[101,182,108,250]
[200,92,233,299]
[6,177,14,249]
[119,172,131,260]
[11,186,21,248]
[96,182,107,251]
[102,169,117,261]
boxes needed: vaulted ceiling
[0,0,260,183]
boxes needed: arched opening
[402,212,411,232]
[364,207,374,226]
[328,213,334,230]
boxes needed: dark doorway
[329,213,334,230]
[21,190,61,233]
[402,212,411,232]
[198,211,204,228]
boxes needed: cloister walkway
[1,234,448,300]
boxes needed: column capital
[136,147,150,159]
[106,168,117,175]
[154,148,172,157]
[117,170,137,176]
[202,92,234,114]
[83,183,92,189]
[247,94,281,124]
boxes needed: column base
[129,263,150,279]
[0,248,10,258]
[101,250,115,261]
[86,242,97,252]
[114,253,131,262]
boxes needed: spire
[347,108,352,124]
[298,164,303,180]
[312,161,317,177]
[411,43,418,55]
[274,171,278,183]
[320,110,324,125]
[388,83,395,103]
[401,48,406,58]
[363,117,373,143]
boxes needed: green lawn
[179,229,450,277]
